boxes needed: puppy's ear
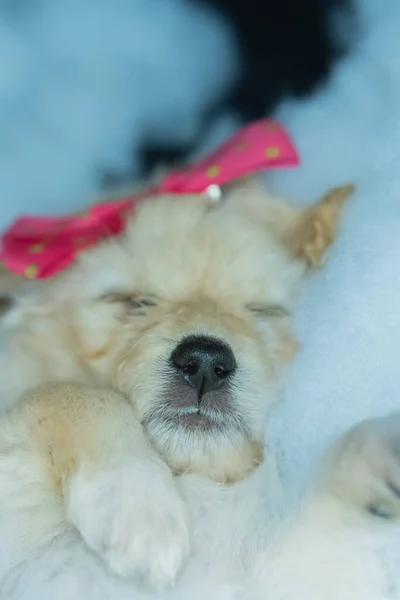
[282,184,354,268]
[221,178,353,267]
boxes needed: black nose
[171,335,236,397]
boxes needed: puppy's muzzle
[170,335,236,401]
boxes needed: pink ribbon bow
[0,119,299,279]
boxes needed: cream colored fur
[1,181,399,600]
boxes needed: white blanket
[268,0,400,485]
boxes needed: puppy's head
[3,181,352,481]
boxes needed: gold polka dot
[28,243,45,254]
[265,147,280,158]
[24,264,38,279]
[206,165,221,178]
[236,141,247,151]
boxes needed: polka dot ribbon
[0,118,299,279]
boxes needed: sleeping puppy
[1,181,398,599]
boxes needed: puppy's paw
[320,414,400,520]
[65,460,190,589]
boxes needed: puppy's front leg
[250,416,400,600]
[16,382,190,589]
[317,414,400,520]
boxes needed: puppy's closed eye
[99,292,158,315]
[247,304,290,318]
[0,295,14,316]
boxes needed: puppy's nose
[171,335,236,397]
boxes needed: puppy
[2,181,397,599]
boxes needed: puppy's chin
[141,386,263,483]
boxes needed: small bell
[205,184,222,202]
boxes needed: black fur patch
[200,0,353,120]
[114,0,355,181]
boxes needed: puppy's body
[2,383,400,600]
[0,183,399,599]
